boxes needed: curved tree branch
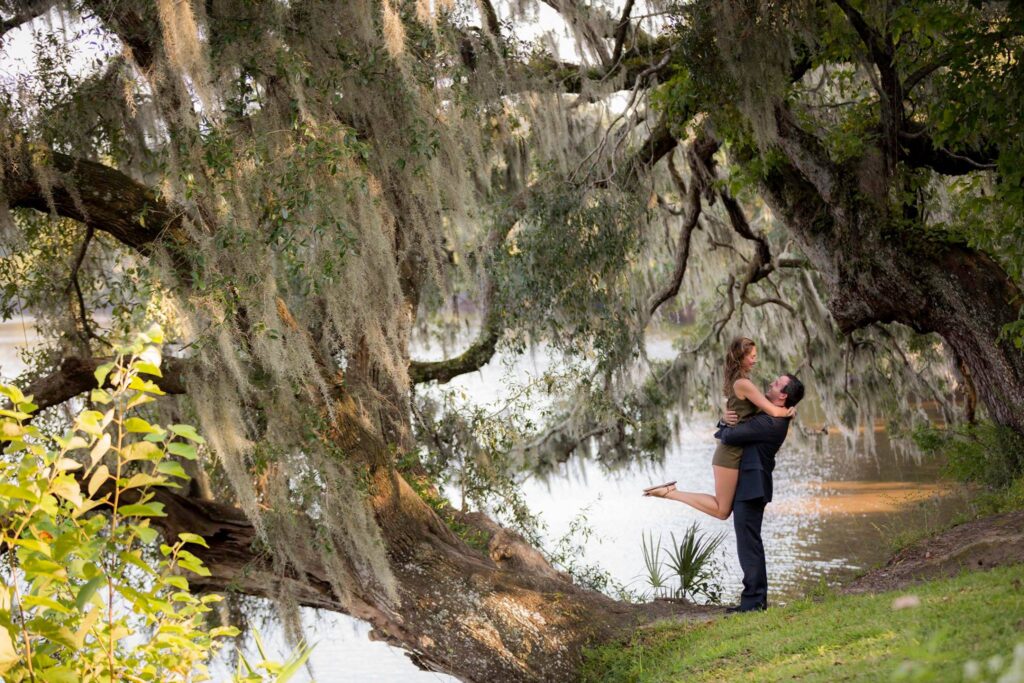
[408,193,527,384]
[832,0,890,67]
[540,0,613,66]
[646,135,719,316]
[3,148,187,254]
[22,355,188,412]
[0,0,55,42]
[610,0,637,66]
[898,129,998,175]
[476,0,501,38]
[65,224,109,346]
[408,319,501,385]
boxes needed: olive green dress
[711,394,758,469]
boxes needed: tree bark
[3,148,185,254]
[758,105,1024,435]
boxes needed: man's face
[766,375,791,405]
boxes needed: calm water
[0,322,966,682]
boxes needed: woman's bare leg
[646,466,739,520]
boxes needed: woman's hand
[762,402,793,418]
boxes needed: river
[0,321,967,681]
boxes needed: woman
[642,336,794,519]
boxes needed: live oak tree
[0,1,1021,681]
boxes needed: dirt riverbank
[842,509,1024,594]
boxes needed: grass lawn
[582,565,1024,682]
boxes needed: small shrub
[914,422,1024,493]
[0,325,311,681]
[546,501,638,601]
[638,524,725,604]
[664,523,725,604]
[640,531,670,598]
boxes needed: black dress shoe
[725,604,767,613]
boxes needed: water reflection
[515,422,966,606]
[0,322,967,681]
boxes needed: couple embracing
[644,336,805,612]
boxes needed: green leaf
[87,465,109,497]
[122,472,165,490]
[128,376,166,396]
[21,556,65,578]
[276,639,316,683]
[51,478,84,509]
[75,575,106,611]
[134,361,163,378]
[169,424,206,444]
[58,435,89,452]
[167,442,198,460]
[164,575,189,591]
[178,532,209,548]
[157,461,190,480]
[0,421,26,439]
[122,441,162,462]
[124,417,161,434]
[127,393,155,410]
[0,623,19,673]
[55,457,83,472]
[72,606,101,648]
[93,362,115,388]
[210,626,240,639]
[0,384,26,404]
[177,551,211,577]
[21,594,72,614]
[132,523,159,544]
[0,482,38,502]
[142,324,164,344]
[12,538,51,556]
[38,665,77,683]
[118,502,166,517]
[252,628,270,661]
[90,388,111,405]
[75,410,104,437]
[89,433,111,466]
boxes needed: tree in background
[0,1,1020,680]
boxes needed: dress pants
[733,497,768,610]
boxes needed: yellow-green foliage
[0,326,311,681]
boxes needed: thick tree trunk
[147,395,701,682]
[759,106,1024,434]
[166,475,623,680]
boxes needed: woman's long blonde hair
[723,336,756,397]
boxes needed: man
[717,373,805,613]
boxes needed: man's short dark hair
[782,373,805,408]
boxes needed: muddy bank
[842,509,1024,594]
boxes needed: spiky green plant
[664,523,724,603]
[640,531,670,598]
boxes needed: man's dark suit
[717,414,791,611]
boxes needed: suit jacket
[717,414,791,503]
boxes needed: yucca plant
[664,522,725,603]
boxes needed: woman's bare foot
[642,481,677,498]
